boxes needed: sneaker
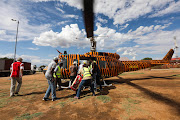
[52,98,58,101]
[10,94,15,97]
[74,96,79,99]
[42,98,49,101]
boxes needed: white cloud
[50,0,178,25]
[59,0,82,9]
[94,23,179,53]
[116,29,180,59]
[20,55,51,66]
[57,21,70,25]
[0,53,14,59]
[91,22,180,59]
[154,17,174,24]
[0,52,51,67]
[0,0,52,42]
[117,46,138,60]
[149,1,180,17]
[96,0,176,25]
[62,14,79,19]
[27,47,39,50]
[28,0,179,25]
[55,7,65,14]
[132,56,136,60]
[119,24,129,31]
[30,0,82,10]
[97,16,108,24]
[120,57,130,61]
[33,24,89,48]
[29,0,56,2]
[0,30,6,35]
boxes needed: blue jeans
[44,77,56,99]
[76,79,95,98]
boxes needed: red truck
[0,59,33,77]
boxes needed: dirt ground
[0,69,180,120]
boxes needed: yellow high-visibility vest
[88,63,92,71]
[53,66,61,78]
[83,67,91,78]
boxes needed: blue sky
[0,0,180,66]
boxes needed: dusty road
[0,69,180,120]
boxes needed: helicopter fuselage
[58,49,173,79]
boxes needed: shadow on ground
[104,75,180,115]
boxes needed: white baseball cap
[53,57,58,61]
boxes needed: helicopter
[52,0,174,79]
[44,0,174,83]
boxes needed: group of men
[9,57,62,100]
[9,57,102,101]
[42,57,102,101]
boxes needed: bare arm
[10,64,12,73]
[20,63,24,77]
[21,69,23,76]
[51,68,55,81]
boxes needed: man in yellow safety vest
[54,62,63,91]
[74,60,95,99]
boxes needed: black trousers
[70,76,76,83]
[55,77,61,89]
[96,75,102,89]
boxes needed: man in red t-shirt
[10,57,24,97]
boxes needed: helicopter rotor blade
[82,0,94,38]
[56,49,62,54]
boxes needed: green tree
[142,57,152,60]
[0,57,14,60]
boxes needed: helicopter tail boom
[162,49,174,61]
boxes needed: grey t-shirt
[45,60,57,78]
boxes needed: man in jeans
[10,57,24,97]
[43,57,58,101]
[74,60,95,99]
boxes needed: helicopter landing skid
[101,79,112,87]
[60,79,72,89]
[60,78,112,89]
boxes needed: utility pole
[11,19,19,62]
[174,36,178,60]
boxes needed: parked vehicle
[0,59,35,77]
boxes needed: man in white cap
[43,57,58,101]
[10,57,24,97]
